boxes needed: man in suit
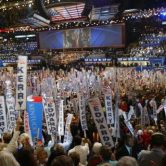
[138,133,165,166]
[115,134,135,160]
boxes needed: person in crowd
[88,142,102,166]
[69,151,85,166]
[0,118,21,153]
[117,156,138,166]
[51,155,73,166]
[18,133,33,152]
[47,144,65,166]
[115,134,135,160]
[161,154,166,166]
[0,151,20,166]
[135,98,142,118]
[36,146,48,166]
[98,145,117,166]
[138,132,166,166]
[47,123,73,153]
[14,149,38,166]
[59,126,73,152]
[68,135,89,165]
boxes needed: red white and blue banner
[16,56,27,111]
[27,96,43,142]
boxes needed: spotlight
[161,12,166,16]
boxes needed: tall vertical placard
[15,56,27,111]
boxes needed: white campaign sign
[64,113,73,142]
[42,97,57,135]
[6,98,16,132]
[5,80,17,132]
[124,120,135,136]
[0,96,7,134]
[15,56,27,111]
[89,97,114,147]
[121,110,135,136]
[105,94,114,125]
[113,92,120,139]
[58,100,64,136]
[79,93,88,131]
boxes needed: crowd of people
[0,39,37,61]
[123,6,166,20]
[129,31,166,57]
[129,45,165,57]
[0,65,166,166]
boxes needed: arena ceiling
[0,0,166,28]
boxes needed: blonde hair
[0,151,20,166]
[92,142,102,154]
[19,133,29,143]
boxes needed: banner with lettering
[27,96,43,142]
[89,97,114,147]
[105,94,114,125]
[141,107,145,127]
[121,108,135,136]
[24,110,30,134]
[79,93,88,131]
[144,105,150,126]
[113,92,120,139]
[15,56,27,111]
[5,80,17,132]
[150,99,157,122]
[42,97,57,136]
[156,105,164,114]
[64,113,73,142]
[124,120,135,136]
[0,96,7,134]
[58,100,64,136]
[24,110,33,145]
[128,106,135,120]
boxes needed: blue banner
[0,60,3,67]
[27,100,43,142]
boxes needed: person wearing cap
[138,132,166,166]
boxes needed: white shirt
[68,143,89,165]
[125,145,132,155]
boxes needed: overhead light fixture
[33,13,50,24]
[15,34,35,38]
[102,10,109,13]
[162,21,166,25]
